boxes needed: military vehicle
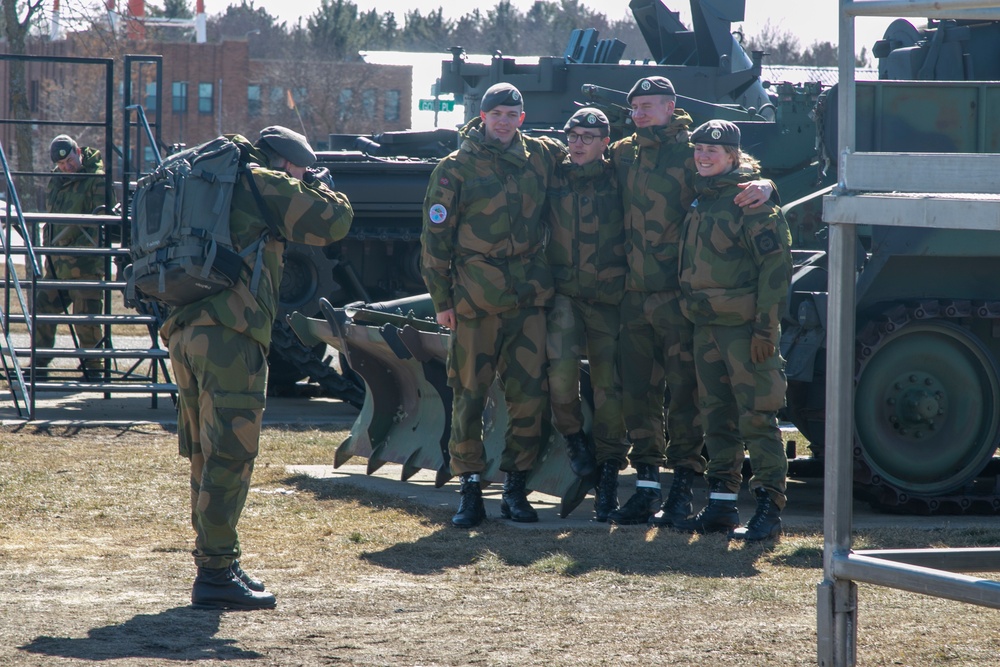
[780,16,1000,514]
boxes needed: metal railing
[818,2,1000,665]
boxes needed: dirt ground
[3,424,1000,667]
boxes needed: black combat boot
[649,466,699,528]
[564,431,597,478]
[729,487,782,541]
[593,460,620,522]
[673,479,740,534]
[500,470,539,522]
[230,560,265,592]
[452,473,486,528]
[608,464,661,525]
[191,566,277,610]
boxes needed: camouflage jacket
[44,146,111,250]
[678,166,792,344]
[160,134,354,349]
[421,118,565,318]
[609,111,695,294]
[545,155,626,305]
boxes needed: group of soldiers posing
[420,76,794,542]
[39,72,791,612]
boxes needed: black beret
[257,125,316,168]
[691,119,741,148]
[50,134,78,163]
[627,76,676,103]
[480,83,523,112]
[564,107,609,135]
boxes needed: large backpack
[127,136,273,307]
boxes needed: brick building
[0,35,412,184]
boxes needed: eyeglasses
[566,133,599,145]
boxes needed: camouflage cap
[49,134,78,163]
[564,107,609,136]
[256,125,316,167]
[480,83,523,112]
[627,75,676,103]
[691,119,741,148]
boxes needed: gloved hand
[303,167,335,189]
[750,336,776,364]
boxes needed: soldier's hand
[436,308,456,330]
[303,167,335,189]
[750,336,775,364]
[734,180,773,208]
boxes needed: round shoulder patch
[428,203,448,224]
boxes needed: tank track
[268,319,364,408]
[854,298,1000,515]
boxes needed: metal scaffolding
[818,2,1000,665]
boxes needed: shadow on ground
[19,606,262,662]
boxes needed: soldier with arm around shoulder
[421,83,565,528]
[545,107,628,520]
[161,126,353,609]
[673,120,793,541]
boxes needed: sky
[243,0,895,57]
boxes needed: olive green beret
[627,76,676,103]
[50,134,78,163]
[480,83,523,112]
[256,125,316,167]
[691,119,741,148]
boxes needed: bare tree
[3,0,46,184]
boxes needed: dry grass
[2,424,1000,666]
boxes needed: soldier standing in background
[162,126,353,609]
[35,134,113,378]
[609,76,773,526]
[544,107,628,520]
[421,83,566,529]
[673,120,793,541]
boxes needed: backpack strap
[241,166,285,296]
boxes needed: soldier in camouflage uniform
[162,126,353,608]
[421,83,566,528]
[609,77,773,526]
[545,107,627,520]
[36,135,113,377]
[672,120,792,541]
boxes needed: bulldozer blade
[359,323,449,474]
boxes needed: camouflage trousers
[619,290,705,472]
[34,257,104,368]
[448,307,548,475]
[546,294,626,465]
[167,324,268,569]
[693,322,788,508]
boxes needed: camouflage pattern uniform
[545,154,627,465]
[609,112,706,473]
[161,134,353,569]
[679,165,793,507]
[421,118,565,474]
[37,147,111,368]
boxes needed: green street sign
[419,99,456,112]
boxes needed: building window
[248,84,262,116]
[145,82,158,112]
[384,90,400,122]
[338,88,353,122]
[172,81,188,113]
[198,82,213,114]
[362,89,377,119]
[270,87,284,113]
